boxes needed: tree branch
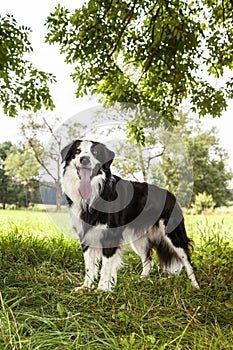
[110,1,138,56]
[42,117,62,150]
[28,139,57,182]
[145,146,166,178]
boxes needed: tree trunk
[55,180,62,211]
[138,146,147,181]
[55,156,62,211]
[24,188,29,207]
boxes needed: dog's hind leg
[130,236,154,278]
[75,247,102,291]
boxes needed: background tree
[0,142,15,208]
[46,0,233,140]
[20,114,63,211]
[4,144,40,207]
[0,142,35,208]
[20,113,86,210]
[113,128,193,208]
[114,136,165,182]
[0,14,56,117]
[160,113,233,207]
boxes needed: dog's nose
[80,156,91,166]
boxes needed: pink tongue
[78,168,92,200]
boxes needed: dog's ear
[61,140,80,163]
[103,145,115,168]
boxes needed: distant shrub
[191,192,216,214]
[28,204,47,212]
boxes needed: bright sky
[0,0,233,169]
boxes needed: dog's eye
[92,149,98,155]
[76,149,81,155]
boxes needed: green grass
[0,210,233,349]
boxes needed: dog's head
[61,140,115,201]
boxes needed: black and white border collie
[61,140,199,291]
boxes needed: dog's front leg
[75,247,102,291]
[97,249,122,292]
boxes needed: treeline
[0,113,232,211]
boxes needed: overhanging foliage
[0,14,56,117]
[46,0,233,138]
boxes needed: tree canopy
[0,14,56,117]
[46,0,233,136]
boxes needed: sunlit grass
[0,209,232,349]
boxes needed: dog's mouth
[77,167,92,200]
[77,167,92,179]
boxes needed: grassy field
[0,209,232,349]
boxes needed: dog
[61,140,199,291]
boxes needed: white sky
[0,0,233,169]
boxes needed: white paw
[192,281,200,289]
[74,285,93,292]
[97,282,113,292]
[97,287,112,292]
